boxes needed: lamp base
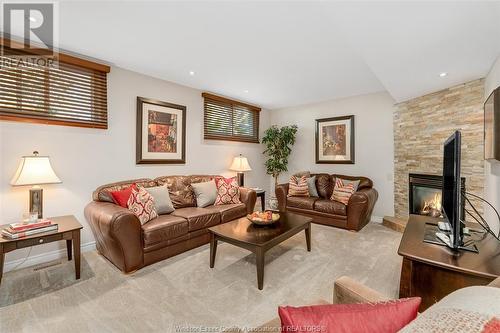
[237,172,244,187]
[29,186,43,219]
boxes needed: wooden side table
[255,189,265,211]
[0,215,83,285]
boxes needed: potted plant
[262,125,298,209]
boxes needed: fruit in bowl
[247,211,280,225]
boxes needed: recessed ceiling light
[189,71,195,76]
[29,16,36,22]
[439,72,448,77]
[244,90,249,93]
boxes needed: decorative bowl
[247,211,280,225]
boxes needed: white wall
[0,66,270,267]
[268,92,395,219]
[484,55,500,236]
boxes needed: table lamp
[229,154,252,187]
[10,151,61,219]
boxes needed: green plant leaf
[261,124,298,183]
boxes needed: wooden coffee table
[209,212,312,290]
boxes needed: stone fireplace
[392,79,485,225]
[408,173,465,218]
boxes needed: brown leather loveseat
[276,174,377,231]
[84,175,256,273]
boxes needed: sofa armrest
[333,276,389,304]
[239,187,257,214]
[276,184,289,212]
[84,201,143,273]
[346,188,378,231]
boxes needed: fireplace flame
[421,193,442,217]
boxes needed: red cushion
[278,298,421,333]
[109,184,137,208]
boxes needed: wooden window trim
[202,93,261,112]
[0,38,110,73]
[203,92,260,143]
[0,38,109,129]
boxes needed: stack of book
[1,219,58,239]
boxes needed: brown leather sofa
[276,174,377,231]
[84,175,256,273]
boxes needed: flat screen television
[442,130,463,248]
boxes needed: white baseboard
[4,241,96,272]
[371,216,383,223]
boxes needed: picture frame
[315,115,355,164]
[136,96,186,164]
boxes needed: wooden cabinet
[398,215,500,311]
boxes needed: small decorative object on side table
[0,215,83,285]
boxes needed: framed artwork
[315,115,355,164]
[136,97,186,164]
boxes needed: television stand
[398,215,500,311]
[422,223,479,253]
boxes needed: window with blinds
[0,41,110,129]
[203,92,260,143]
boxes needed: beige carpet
[0,222,402,332]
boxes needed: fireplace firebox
[408,173,466,218]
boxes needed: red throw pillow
[109,184,137,208]
[279,298,421,333]
[214,177,241,205]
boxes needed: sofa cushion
[332,174,373,190]
[204,203,247,223]
[288,175,310,197]
[171,207,221,231]
[314,199,347,216]
[307,176,319,197]
[279,298,420,333]
[127,187,158,225]
[315,173,333,199]
[331,178,359,205]
[400,286,500,333]
[144,185,175,214]
[142,214,188,247]
[287,197,319,210]
[192,180,217,208]
[110,184,137,208]
[215,177,241,205]
[155,175,196,208]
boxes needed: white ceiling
[55,1,500,109]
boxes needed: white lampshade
[229,154,252,172]
[10,152,61,186]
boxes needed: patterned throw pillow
[127,187,158,225]
[288,175,310,197]
[331,178,360,205]
[214,177,241,205]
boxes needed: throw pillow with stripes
[331,178,360,205]
[288,175,310,197]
